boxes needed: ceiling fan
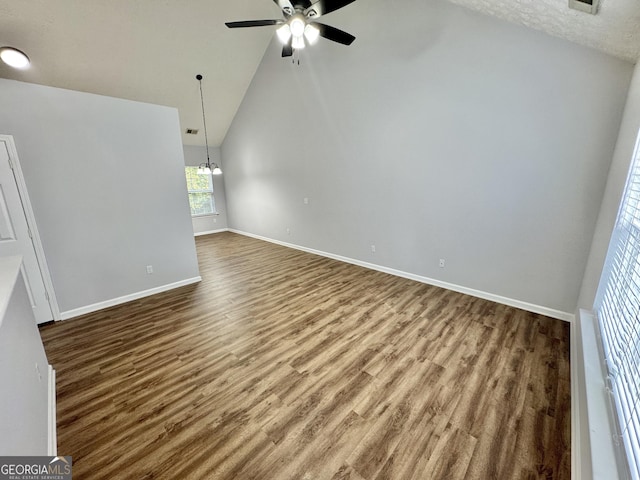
[226,0,356,57]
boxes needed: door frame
[0,134,60,321]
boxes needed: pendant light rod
[195,74,222,175]
[196,74,211,165]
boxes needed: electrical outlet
[303,197,309,205]
[213,217,217,223]
[146,265,154,274]
[35,363,42,382]
[286,227,291,235]
[439,259,445,268]
[371,245,376,253]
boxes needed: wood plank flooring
[39,232,570,479]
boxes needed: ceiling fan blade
[304,0,356,18]
[311,22,355,45]
[282,39,293,57]
[225,20,281,28]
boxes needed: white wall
[183,145,228,234]
[0,79,200,316]
[0,257,50,455]
[579,61,640,309]
[221,0,632,316]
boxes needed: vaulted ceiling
[1,0,638,147]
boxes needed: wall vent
[568,0,600,14]
[185,128,199,135]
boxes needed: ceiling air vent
[568,0,599,14]
[185,128,199,135]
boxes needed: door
[0,138,53,324]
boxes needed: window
[185,166,216,216]
[595,133,640,480]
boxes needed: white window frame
[185,166,217,217]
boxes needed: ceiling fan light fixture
[292,35,306,50]
[225,0,357,58]
[304,24,320,44]
[289,16,306,37]
[0,47,30,69]
[276,24,292,44]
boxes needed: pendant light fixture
[196,74,222,175]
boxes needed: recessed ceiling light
[0,47,30,69]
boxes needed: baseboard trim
[194,228,229,237]
[59,276,202,320]
[229,229,574,322]
[570,316,582,480]
[47,365,56,456]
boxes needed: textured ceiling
[0,0,638,148]
[448,0,640,62]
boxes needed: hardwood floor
[39,232,570,479]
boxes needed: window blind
[595,135,640,480]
